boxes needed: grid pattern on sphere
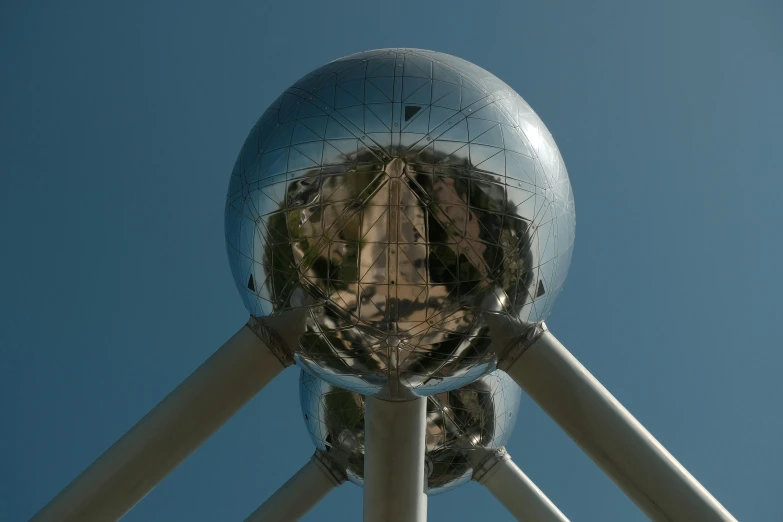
[225,49,575,397]
[299,368,522,495]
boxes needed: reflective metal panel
[226,48,575,398]
[299,369,522,495]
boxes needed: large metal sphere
[299,369,521,495]
[226,48,575,398]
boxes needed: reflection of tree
[321,386,366,480]
[263,211,299,305]
[259,138,540,393]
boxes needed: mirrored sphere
[226,48,575,398]
[299,369,521,495]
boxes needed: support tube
[363,396,427,522]
[503,329,736,522]
[474,449,569,522]
[243,450,345,522]
[32,319,297,522]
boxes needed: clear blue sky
[1,1,781,520]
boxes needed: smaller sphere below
[299,368,521,495]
